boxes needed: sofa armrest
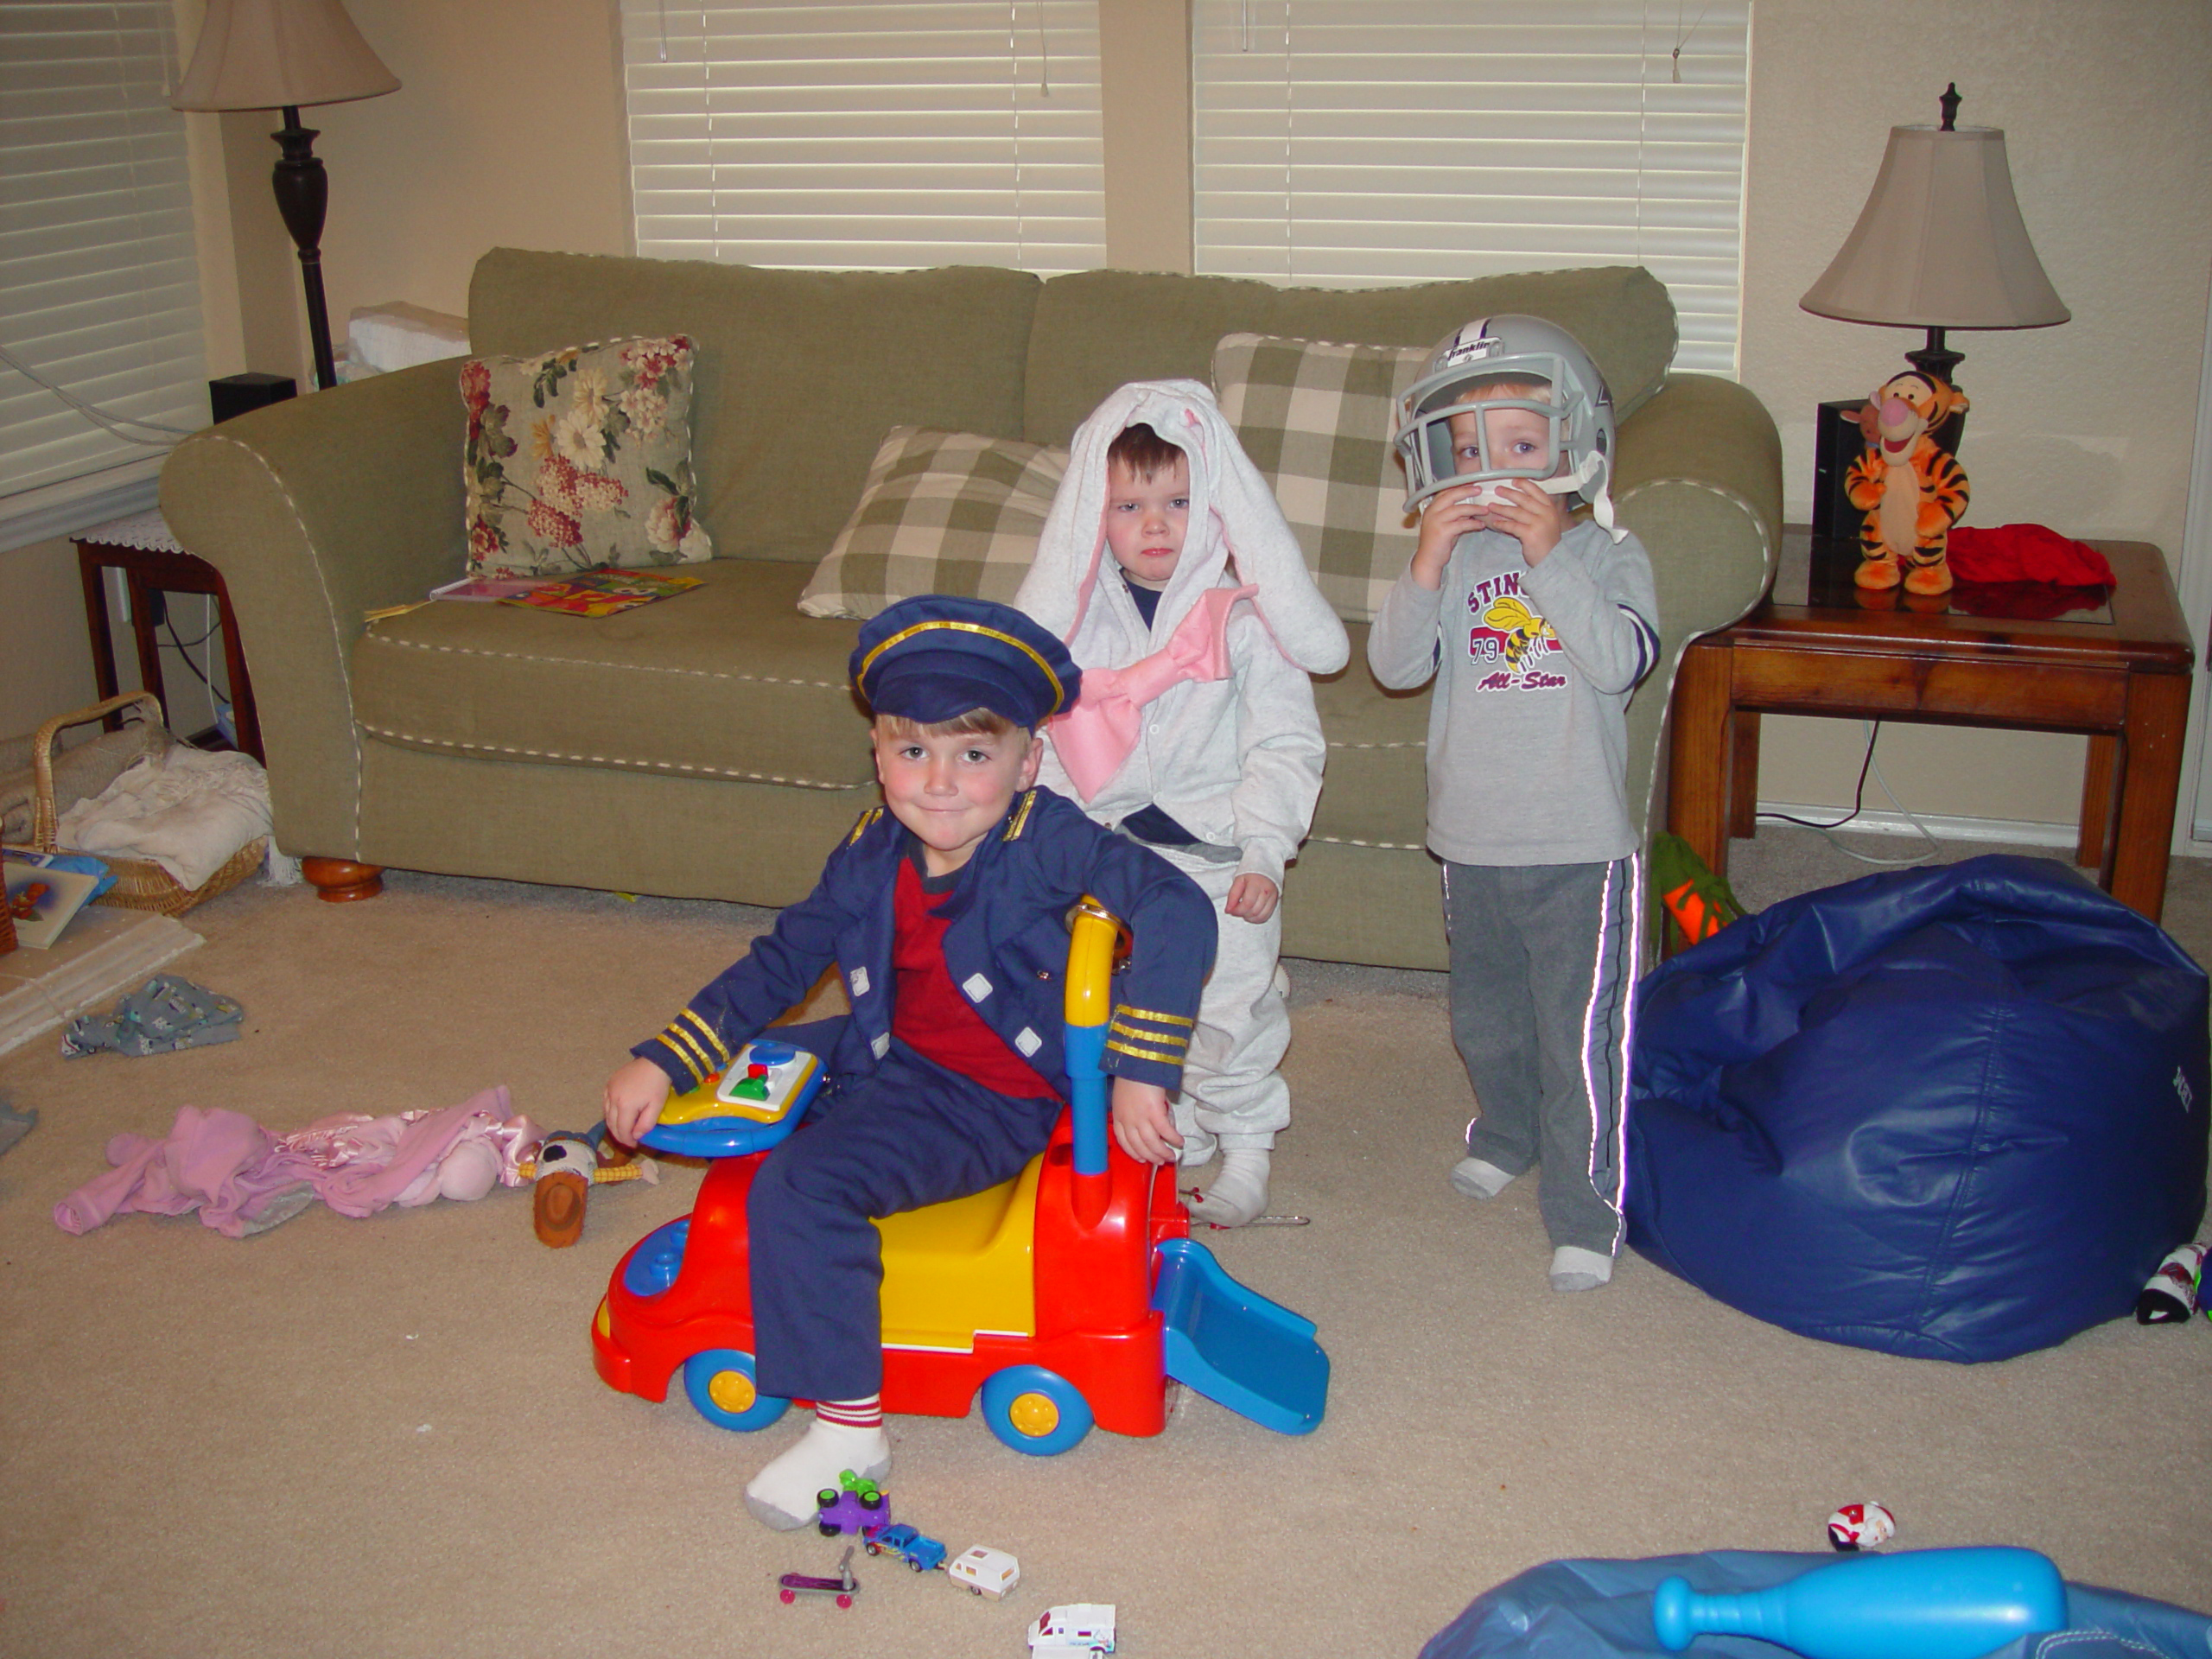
[1610,372,1784,855]
[159,359,467,860]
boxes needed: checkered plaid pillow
[1212,333,1431,624]
[798,427,1069,620]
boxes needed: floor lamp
[172,0,400,391]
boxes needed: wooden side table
[73,512,264,765]
[1668,529,2195,926]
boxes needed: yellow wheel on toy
[1007,1390,1060,1437]
[682,1348,788,1432]
[709,1370,758,1414]
[981,1364,1094,1455]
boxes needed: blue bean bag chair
[1421,1550,2212,1659]
[1627,855,2209,1363]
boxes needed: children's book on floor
[3,857,102,949]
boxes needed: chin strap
[1462,450,1624,543]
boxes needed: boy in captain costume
[603,594,1215,1529]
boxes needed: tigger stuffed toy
[1844,370,1970,594]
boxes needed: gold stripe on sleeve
[677,1009,732,1066]
[1106,1039,1187,1066]
[1114,1004,1196,1027]
[661,1024,712,1084]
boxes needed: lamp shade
[1800,124,2069,331]
[171,0,399,112]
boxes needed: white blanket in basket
[58,748,272,892]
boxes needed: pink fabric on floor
[54,1086,541,1238]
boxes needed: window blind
[1192,1,1751,374]
[620,0,1107,274]
[1,1,207,533]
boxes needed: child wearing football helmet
[1368,316,1659,1292]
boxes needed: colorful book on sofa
[498,569,703,617]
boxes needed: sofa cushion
[798,427,1068,620]
[1022,264,1676,448]
[461,335,711,578]
[1306,629,1434,852]
[467,251,1041,565]
[353,559,876,789]
[1212,334,1429,624]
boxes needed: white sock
[1174,1122,1218,1169]
[742,1410,890,1531]
[1549,1245,1614,1293]
[1186,1147,1270,1227]
[1449,1156,1516,1200]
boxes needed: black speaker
[1811,398,1868,541]
[209,372,297,424]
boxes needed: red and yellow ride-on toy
[592,901,1329,1453]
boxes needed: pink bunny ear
[1062,524,1111,643]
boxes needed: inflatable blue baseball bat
[1653,1546,2068,1659]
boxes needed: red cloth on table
[1947,524,2115,587]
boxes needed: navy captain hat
[850,594,1081,728]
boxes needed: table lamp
[172,0,400,392]
[1800,85,2069,594]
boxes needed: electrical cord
[0,340,196,446]
[1756,721,1942,868]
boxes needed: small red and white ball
[1825,1500,1897,1552]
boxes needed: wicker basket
[31,693,268,918]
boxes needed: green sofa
[158,249,1780,969]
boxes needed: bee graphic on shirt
[1465,575,1564,690]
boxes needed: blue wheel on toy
[683,1348,790,1433]
[980,1364,1094,1456]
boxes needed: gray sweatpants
[1442,856,1640,1256]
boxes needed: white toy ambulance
[947,1544,1020,1599]
[1030,1603,1116,1654]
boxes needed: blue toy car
[866,1523,948,1573]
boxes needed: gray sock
[1449,1155,1516,1200]
[1549,1245,1614,1293]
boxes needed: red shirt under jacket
[889,854,1058,1101]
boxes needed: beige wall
[172,0,2210,833]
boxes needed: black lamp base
[270,106,339,391]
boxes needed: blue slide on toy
[1151,1237,1328,1434]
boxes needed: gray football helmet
[1393,315,1621,537]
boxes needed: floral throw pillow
[461,335,712,578]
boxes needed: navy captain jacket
[634,785,1216,1100]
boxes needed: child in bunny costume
[1016,381,1349,1225]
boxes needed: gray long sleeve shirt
[1366,520,1660,868]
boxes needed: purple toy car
[815,1471,891,1539]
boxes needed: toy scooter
[591,899,1328,1452]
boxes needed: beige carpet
[2,830,2207,1658]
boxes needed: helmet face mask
[1413,376,1567,498]
[1395,317,1619,528]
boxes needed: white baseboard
[1752,801,2212,858]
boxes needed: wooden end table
[1668,528,2194,928]
[73,512,264,765]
